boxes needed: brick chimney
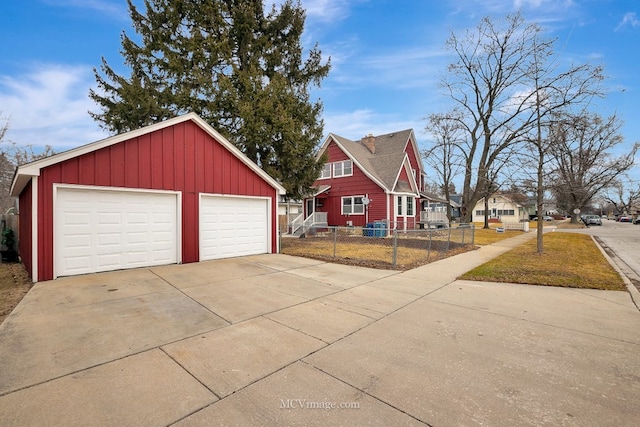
[362,133,376,154]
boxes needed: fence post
[427,229,432,261]
[333,226,337,258]
[446,226,451,252]
[392,229,398,269]
[471,224,475,245]
[461,226,465,244]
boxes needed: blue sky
[1,0,639,181]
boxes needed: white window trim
[319,163,331,179]
[341,195,365,215]
[407,196,414,216]
[333,160,353,178]
[396,195,416,217]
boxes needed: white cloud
[616,12,639,31]
[265,0,359,22]
[302,0,359,22]
[42,0,129,20]
[323,109,419,140]
[0,64,107,151]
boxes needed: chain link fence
[281,224,475,270]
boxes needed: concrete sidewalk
[0,232,639,426]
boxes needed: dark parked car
[618,215,632,223]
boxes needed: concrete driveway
[1,232,639,426]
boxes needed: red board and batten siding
[32,120,277,281]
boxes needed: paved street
[563,218,640,297]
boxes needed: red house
[302,129,425,231]
[10,113,285,282]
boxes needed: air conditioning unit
[346,220,353,227]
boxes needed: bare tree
[422,111,465,222]
[0,114,55,212]
[0,116,13,212]
[441,14,543,222]
[549,112,638,223]
[603,178,640,216]
[526,34,604,253]
[440,13,605,236]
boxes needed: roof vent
[362,133,376,154]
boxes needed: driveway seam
[159,346,222,400]
[148,268,234,324]
[298,360,432,426]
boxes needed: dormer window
[319,163,331,179]
[333,160,352,177]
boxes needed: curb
[590,235,640,311]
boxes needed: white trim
[318,163,331,179]
[10,112,286,197]
[341,195,365,215]
[198,193,273,259]
[52,184,182,279]
[390,155,420,196]
[31,176,38,283]
[403,130,425,177]
[332,159,353,178]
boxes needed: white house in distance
[471,194,529,223]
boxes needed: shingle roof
[328,129,414,192]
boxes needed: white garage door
[200,195,269,260]
[55,187,178,277]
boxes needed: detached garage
[10,113,285,282]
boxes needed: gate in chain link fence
[280,223,475,270]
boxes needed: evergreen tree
[90,0,330,198]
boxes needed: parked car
[618,215,631,223]
[532,215,554,221]
[633,217,640,225]
[584,215,602,225]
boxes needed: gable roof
[10,112,286,197]
[320,129,421,193]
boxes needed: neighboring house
[524,196,561,219]
[420,192,450,227]
[301,129,425,231]
[10,113,285,282]
[471,194,529,223]
[449,194,463,220]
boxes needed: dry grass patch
[473,228,525,246]
[1,262,33,325]
[460,232,626,290]
[281,236,475,270]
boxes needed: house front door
[306,199,314,217]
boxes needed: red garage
[10,113,285,282]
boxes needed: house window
[397,196,403,216]
[407,197,414,216]
[333,160,352,177]
[319,163,331,179]
[476,210,485,216]
[342,196,364,215]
